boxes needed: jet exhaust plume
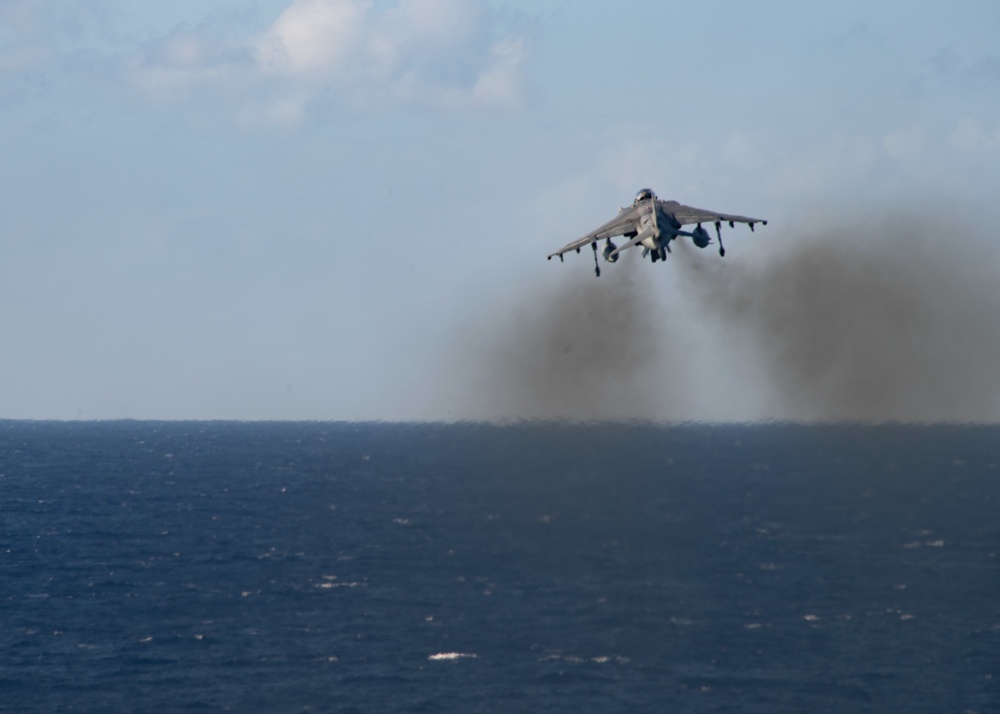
[456,201,1000,423]
[680,206,1000,422]
[462,253,687,422]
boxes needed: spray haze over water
[461,199,1000,423]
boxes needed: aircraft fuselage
[636,197,685,252]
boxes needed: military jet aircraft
[547,188,766,276]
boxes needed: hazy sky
[2,0,999,421]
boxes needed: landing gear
[592,241,600,277]
[715,221,726,257]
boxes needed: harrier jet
[547,188,766,276]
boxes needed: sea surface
[2,421,998,713]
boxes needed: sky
[1,0,999,422]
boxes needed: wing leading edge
[658,200,767,229]
[546,205,642,260]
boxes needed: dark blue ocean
[2,422,998,713]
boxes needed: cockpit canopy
[633,188,656,204]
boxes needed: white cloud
[129,0,526,123]
[128,33,247,103]
[253,0,367,78]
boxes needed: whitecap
[428,652,477,661]
[315,581,364,589]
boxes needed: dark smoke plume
[463,253,687,421]
[458,201,1000,423]
[680,206,1000,422]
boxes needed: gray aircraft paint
[548,189,766,276]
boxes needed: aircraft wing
[547,205,642,260]
[658,199,767,228]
